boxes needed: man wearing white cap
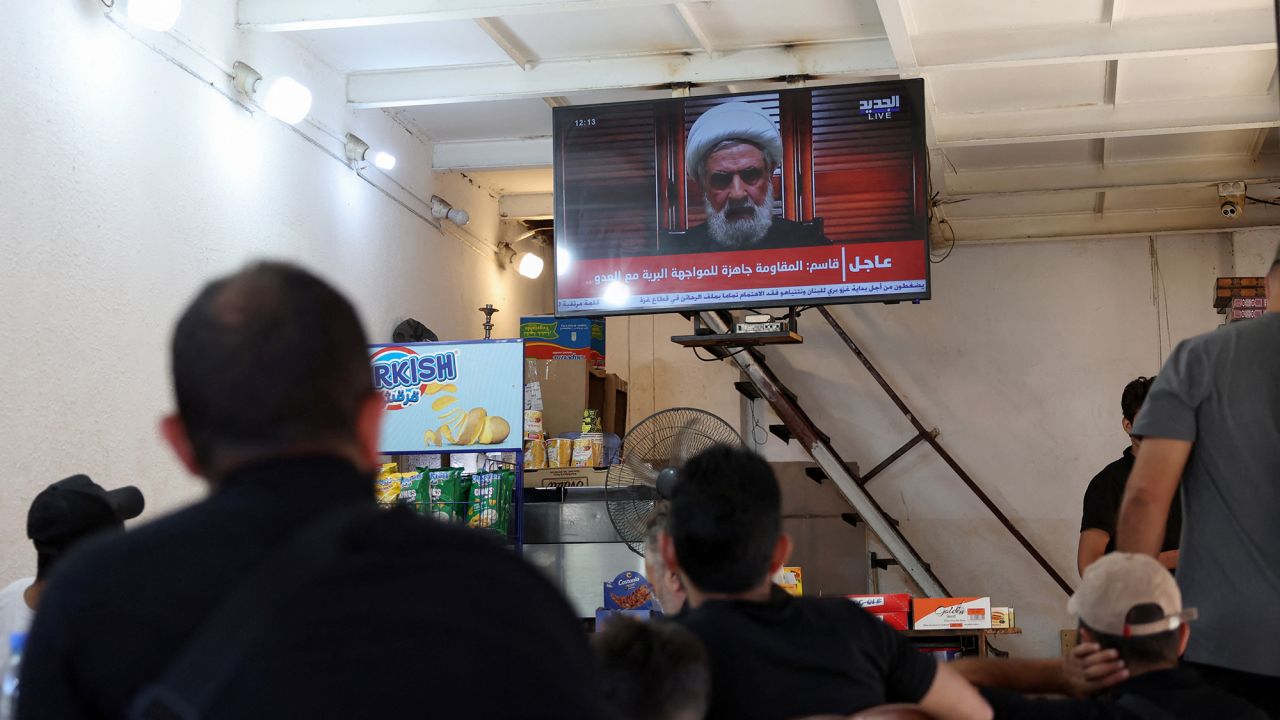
[976,553,1264,718]
[1117,242,1280,715]
[680,102,828,253]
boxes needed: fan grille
[606,408,743,556]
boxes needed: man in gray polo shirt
[1117,243,1280,717]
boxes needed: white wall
[607,230,1277,657]
[0,0,550,581]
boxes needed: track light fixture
[344,134,398,171]
[496,241,545,279]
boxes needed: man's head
[1120,376,1155,448]
[1069,553,1194,672]
[28,475,144,581]
[593,618,709,720]
[662,445,789,599]
[161,262,380,479]
[644,509,687,614]
[685,102,782,249]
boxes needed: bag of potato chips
[426,468,466,521]
[466,470,514,534]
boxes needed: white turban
[685,102,783,181]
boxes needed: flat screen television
[552,78,929,316]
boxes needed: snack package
[524,410,544,436]
[546,438,572,468]
[397,471,427,511]
[571,437,601,468]
[604,571,656,611]
[524,437,548,469]
[374,475,401,507]
[426,468,467,521]
[466,470,514,533]
[581,409,602,433]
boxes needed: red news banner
[557,241,927,313]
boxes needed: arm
[1116,438,1191,556]
[1156,549,1179,570]
[1076,530,1109,578]
[917,663,993,720]
[951,644,1127,697]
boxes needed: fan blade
[622,452,659,486]
[671,420,699,468]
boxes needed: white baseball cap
[1068,553,1197,637]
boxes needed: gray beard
[705,184,774,248]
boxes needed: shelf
[670,330,804,348]
[903,628,1022,637]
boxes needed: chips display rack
[382,450,526,552]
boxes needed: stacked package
[846,593,912,631]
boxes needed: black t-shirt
[1080,447,1181,553]
[676,588,937,719]
[980,666,1267,719]
[19,456,605,720]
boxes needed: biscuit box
[874,612,910,631]
[521,316,606,369]
[595,608,652,632]
[604,571,656,611]
[847,593,912,614]
[913,597,992,630]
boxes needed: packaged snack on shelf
[604,571,656,611]
[595,608,652,632]
[524,410,544,435]
[546,438,572,468]
[874,612,910,631]
[991,607,1014,629]
[398,471,427,511]
[466,470,514,532]
[571,437,601,467]
[524,437,548,469]
[581,409,602,433]
[426,468,467,521]
[374,474,401,507]
[773,566,803,596]
[913,597,991,630]
[846,594,913,614]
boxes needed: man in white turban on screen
[680,101,829,253]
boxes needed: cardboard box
[524,467,609,489]
[913,597,992,630]
[991,607,1014,630]
[521,316,606,369]
[874,611,910,631]
[526,358,589,437]
[847,593,912,614]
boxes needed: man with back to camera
[0,475,144,669]
[1116,243,1280,716]
[974,553,1265,719]
[661,444,991,720]
[19,261,605,719]
[679,102,830,253]
[1077,376,1181,577]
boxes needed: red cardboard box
[847,594,912,614]
[874,612,910,631]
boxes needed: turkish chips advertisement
[370,339,524,454]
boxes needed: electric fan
[606,407,744,557]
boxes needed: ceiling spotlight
[373,151,397,171]
[232,61,312,125]
[517,252,545,279]
[430,195,470,226]
[343,134,398,172]
[126,0,182,31]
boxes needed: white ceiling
[239,0,1280,242]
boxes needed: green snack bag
[426,468,465,521]
[454,473,472,521]
[398,472,427,513]
[466,471,514,533]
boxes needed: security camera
[1218,182,1246,220]
[1221,201,1239,218]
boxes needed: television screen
[552,79,929,316]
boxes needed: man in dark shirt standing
[662,445,990,720]
[1078,377,1181,576]
[19,262,603,719]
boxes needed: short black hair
[593,618,709,720]
[1121,376,1155,424]
[668,444,780,593]
[1081,603,1180,666]
[171,262,373,469]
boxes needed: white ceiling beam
[433,137,552,170]
[944,155,1280,198]
[875,0,940,148]
[1249,128,1271,161]
[238,0,681,31]
[947,205,1280,245]
[349,39,897,107]
[913,9,1275,72]
[937,92,1280,147]
[674,3,715,55]
[474,18,537,70]
[499,193,554,219]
